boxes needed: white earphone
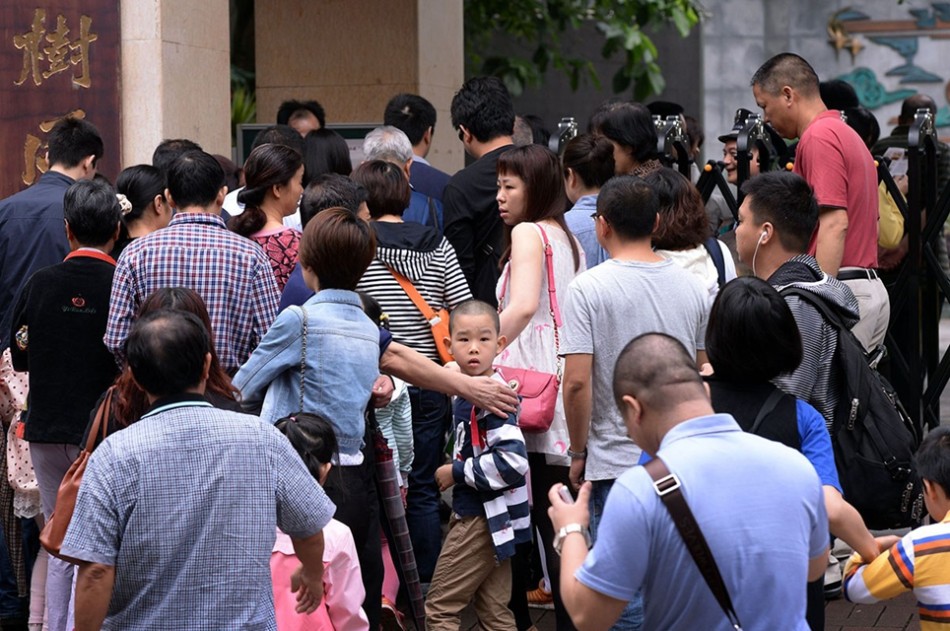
[758,230,768,243]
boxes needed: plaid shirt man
[104,212,279,372]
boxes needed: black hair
[916,426,950,498]
[684,115,704,153]
[612,333,705,411]
[646,101,685,118]
[588,98,626,134]
[63,179,121,246]
[900,94,938,125]
[126,309,211,397]
[450,76,515,143]
[231,144,303,237]
[595,101,657,164]
[166,150,226,209]
[250,125,305,155]
[644,167,709,250]
[741,172,818,253]
[562,134,616,189]
[47,117,103,169]
[302,129,352,187]
[300,174,366,227]
[751,53,819,97]
[843,106,881,149]
[152,138,203,176]
[274,413,339,483]
[384,93,437,146]
[819,79,859,111]
[116,165,165,226]
[276,100,327,130]
[596,175,658,240]
[706,277,803,382]
[214,154,243,193]
[449,299,500,334]
[522,114,551,146]
[357,291,388,330]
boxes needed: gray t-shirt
[560,258,708,481]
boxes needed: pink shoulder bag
[495,225,562,433]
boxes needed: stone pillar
[120,0,231,166]
[256,0,465,173]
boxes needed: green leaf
[671,7,691,37]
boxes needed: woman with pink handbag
[495,144,586,631]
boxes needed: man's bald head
[612,333,706,413]
[900,94,938,126]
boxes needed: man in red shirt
[751,53,888,351]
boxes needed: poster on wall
[0,1,120,199]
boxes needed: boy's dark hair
[595,101,657,163]
[300,174,365,227]
[351,160,410,219]
[449,299,500,334]
[152,138,203,176]
[166,150,226,209]
[64,179,121,246]
[126,309,211,397]
[915,426,950,497]
[751,53,819,97]
[299,207,375,290]
[741,172,818,253]
[705,277,803,382]
[450,76,515,143]
[275,413,338,482]
[277,100,327,130]
[596,175,658,240]
[384,93,437,146]
[250,124,305,155]
[47,117,103,169]
[562,133,615,189]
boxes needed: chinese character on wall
[20,109,86,187]
[13,9,97,89]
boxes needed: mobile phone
[558,485,574,504]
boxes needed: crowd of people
[0,50,947,631]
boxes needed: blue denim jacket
[233,289,379,455]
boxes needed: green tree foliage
[465,0,702,100]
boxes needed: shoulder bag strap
[643,456,743,631]
[749,389,786,435]
[387,265,440,324]
[85,386,115,452]
[535,225,563,382]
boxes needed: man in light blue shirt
[63,310,334,631]
[550,333,829,631]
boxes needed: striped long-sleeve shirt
[450,374,530,561]
[844,515,950,629]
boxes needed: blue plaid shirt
[61,397,335,630]
[104,212,280,371]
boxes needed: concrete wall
[120,0,231,165]
[255,0,464,173]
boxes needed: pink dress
[251,226,301,292]
[271,520,369,631]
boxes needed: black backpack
[780,287,925,529]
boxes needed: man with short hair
[0,116,102,353]
[872,93,950,191]
[734,170,860,428]
[65,309,333,630]
[277,99,326,137]
[105,150,280,373]
[444,77,516,305]
[751,53,887,351]
[362,126,444,233]
[384,93,451,201]
[550,333,829,630]
[562,176,709,629]
[151,138,202,177]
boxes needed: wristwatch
[567,447,587,460]
[553,523,592,556]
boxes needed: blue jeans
[590,479,644,631]
[405,387,451,583]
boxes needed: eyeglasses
[590,212,600,220]
[457,128,465,142]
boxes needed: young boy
[844,426,950,629]
[425,299,530,631]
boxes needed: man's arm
[289,531,326,614]
[379,342,518,416]
[103,261,137,363]
[808,545,831,582]
[563,353,593,490]
[814,207,849,277]
[74,562,115,631]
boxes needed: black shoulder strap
[749,389,786,435]
[644,457,743,630]
[703,237,726,288]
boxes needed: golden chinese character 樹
[12,9,97,89]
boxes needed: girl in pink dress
[272,413,369,631]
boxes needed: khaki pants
[841,275,890,352]
[425,514,514,631]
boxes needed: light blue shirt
[564,195,607,268]
[578,413,828,631]
[61,400,335,630]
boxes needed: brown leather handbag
[39,386,114,562]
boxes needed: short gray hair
[362,126,413,164]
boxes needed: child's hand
[435,464,455,492]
